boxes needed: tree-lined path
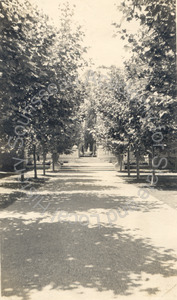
[1,158,177,300]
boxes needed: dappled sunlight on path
[1,158,177,299]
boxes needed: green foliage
[112,0,176,152]
[0,0,87,171]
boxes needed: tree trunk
[33,144,37,179]
[20,147,25,182]
[78,145,80,158]
[52,153,55,172]
[119,154,123,171]
[43,151,46,176]
[148,153,152,169]
[127,147,130,177]
[175,158,177,171]
[151,146,156,185]
[21,173,25,181]
[136,149,140,180]
[117,154,122,172]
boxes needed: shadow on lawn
[2,218,177,300]
[0,178,50,209]
[117,172,177,192]
[0,192,24,209]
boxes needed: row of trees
[0,0,176,181]
[0,0,87,178]
[82,0,176,180]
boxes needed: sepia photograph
[0,0,176,299]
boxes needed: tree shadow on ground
[0,192,23,209]
[117,173,177,192]
[38,193,162,215]
[1,165,177,299]
[2,218,177,300]
[0,178,49,190]
[0,178,50,209]
[0,174,163,215]
[0,192,162,216]
[0,173,14,179]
